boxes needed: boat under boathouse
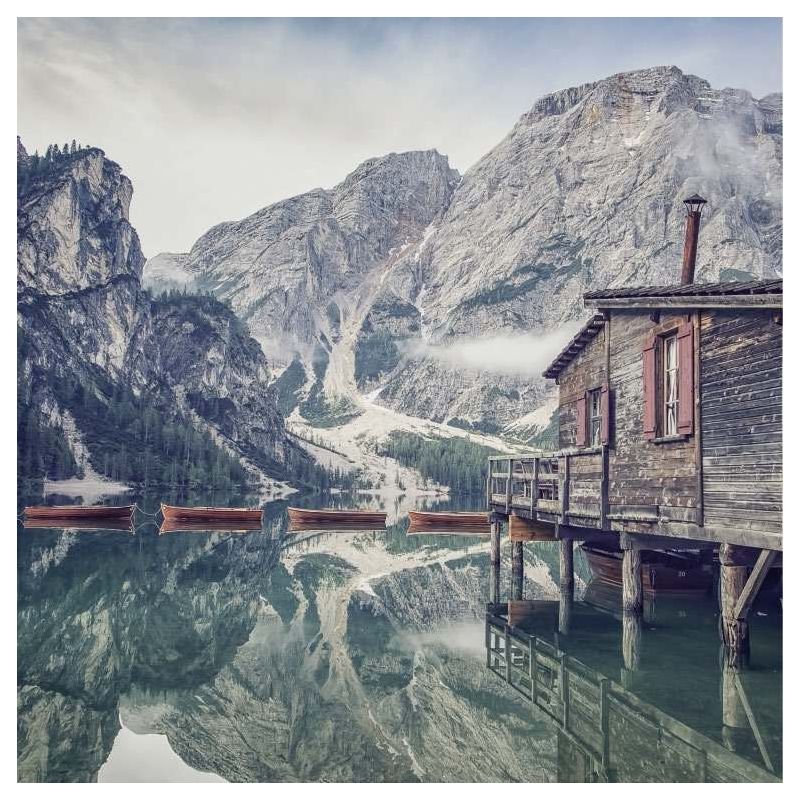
[486,197,782,664]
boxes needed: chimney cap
[683,194,707,213]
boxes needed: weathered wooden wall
[701,309,782,538]
[558,329,607,448]
[607,311,698,522]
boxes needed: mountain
[17,140,300,491]
[144,66,782,443]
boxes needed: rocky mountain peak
[18,143,144,296]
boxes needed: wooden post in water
[490,558,500,604]
[621,611,642,689]
[721,658,749,753]
[719,543,751,665]
[490,517,501,565]
[621,546,643,615]
[558,586,573,636]
[559,538,574,594]
[511,541,524,600]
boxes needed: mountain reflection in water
[17,495,782,782]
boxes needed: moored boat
[160,503,263,522]
[286,507,386,527]
[22,516,136,532]
[159,518,262,534]
[408,511,489,527]
[581,544,713,595]
[23,504,134,520]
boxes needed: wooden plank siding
[488,305,783,550]
[558,327,608,448]
[700,309,782,536]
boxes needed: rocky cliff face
[144,66,782,440]
[17,141,297,485]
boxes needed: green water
[17,492,781,782]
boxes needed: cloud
[406,322,582,378]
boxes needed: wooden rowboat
[159,518,262,534]
[287,507,386,527]
[23,504,134,520]
[407,511,489,527]
[23,517,135,533]
[582,545,713,595]
[160,503,263,522]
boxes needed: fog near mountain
[406,324,580,378]
[143,65,782,447]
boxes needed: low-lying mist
[405,322,582,378]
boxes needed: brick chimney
[681,194,707,284]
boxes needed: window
[663,334,679,436]
[588,388,602,446]
[643,321,694,441]
[576,385,609,447]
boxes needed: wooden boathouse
[487,196,782,662]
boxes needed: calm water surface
[17,490,782,782]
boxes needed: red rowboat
[287,507,386,527]
[160,503,263,522]
[23,505,134,520]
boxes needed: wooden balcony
[487,447,608,531]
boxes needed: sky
[18,17,782,256]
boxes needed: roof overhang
[543,314,606,380]
[584,294,782,310]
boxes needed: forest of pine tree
[17,140,94,197]
[376,431,498,495]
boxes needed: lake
[17,490,782,782]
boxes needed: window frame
[588,386,603,446]
[662,332,679,437]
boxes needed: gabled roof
[543,314,605,379]
[584,279,782,308]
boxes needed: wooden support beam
[505,458,512,513]
[529,637,538,704]
[694,310,704,527]
[560,454,570,523]
[559,538,574,593]
[599,444,609,530]
[509,514,557,541]
[489,559,500,604]
[558,588,573,636]
[732,671,775,773]
[531,457,539,519]
[733,549,778,621]
[622,548,643,615]
[511,541,524,600]
[490,520,501,565]
[719,544,751,664]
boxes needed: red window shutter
[576,393,587,447]
[643,333,657,440]
[677,321,694,434]
[600,385,610,444]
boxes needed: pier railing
[487,448,608,529]
[485,612,777,782]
